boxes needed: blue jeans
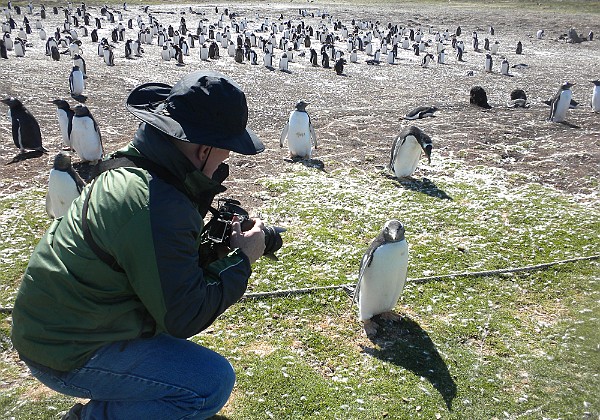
[24,334,235,419]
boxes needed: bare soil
[1,2,599,210]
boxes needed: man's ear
[197,145,211,162]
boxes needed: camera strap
[82,154,188,273]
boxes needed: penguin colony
[0,3,597,333]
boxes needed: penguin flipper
[279,123,289,147]
[11,118,21,149]
[310,124,317,149]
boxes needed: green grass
[2,157,598,419]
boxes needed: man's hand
[230,217,265,264]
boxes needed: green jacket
[11,123,251,371]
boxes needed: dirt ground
[0,2,599,211]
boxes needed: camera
[204,198,286,260]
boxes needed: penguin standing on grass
[46,151,86,219]
[1,96,47,153]
[280,100,317,159]
[549,82,574,123]
[51,99,74,149]
[70,104,103,164]
[354,219,409,335]
[388,126,432,178]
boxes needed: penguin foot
[379,311,402,322]
[363,319,379,336]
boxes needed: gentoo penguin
[46,151,86,218]
[484,53,493,72]
[334,58,346,75]
[404,106,438,120]
[515,41,523,54]
[421,53,433,68]
[591,80,600,112]
[279,52,288,71]
[51,44,60,61]
[200,43,209,60]
[500,58,509,75]
[125,39,133,58]
[388,125,432,178]
[103,45,114,66]
[354,219,409,335]
[490,41,499,55]
[549,82,574,122]
[350,49,357,63]
[321,50,330,68]
[69,65,85,97]
[0,39,7,59]
[70,104,103,163]
[263,50,272,67]
[508,89,529,108]
[1,96,47,153]
[437,49,445,64]
[51,98,74,149]
[14,37,25,57]
[280,100,317,159]
[470,86,492,109]
[536,29,545,39]
[309,48,318,66]
[72,54,86,78]
[456,40,464,61]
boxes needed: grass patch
[1,160,599,419]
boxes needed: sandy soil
[0,2,599,210]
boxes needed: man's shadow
[361,315,457,410]
[384,173,452,200]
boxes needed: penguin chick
[388,126,432,178]
[354,220,408,336]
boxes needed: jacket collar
[121,123,226,205]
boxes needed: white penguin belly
[71,73,84,95]
[71,119,102,161]
[57,111,71,147]
[592,86,600,112]
[553,90,571,122]
[287,113,312,158]
[393,139,422,177]
[46,170,80,218]
[358,240,409,321]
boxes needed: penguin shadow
[557,121,580,129]
[279,69,292,74]
[265,66,275,72]
[71,94,87,104]
[361,315,457,410]
[284,156,325,171]
[6,150,45,164]
[385,174,452,200]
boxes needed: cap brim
[126,82,265,155]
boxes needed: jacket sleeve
[117,176,251,338]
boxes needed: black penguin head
[295,100,309,111]
[382,220,405,243]
[510,89,527,101]
[51,98,71,109]
[561,82,574,90]
[73,104,90,116]
[53,151,72,170]
[1,96,22,108]
[592,80,600,86]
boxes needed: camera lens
[262,225,286,256]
